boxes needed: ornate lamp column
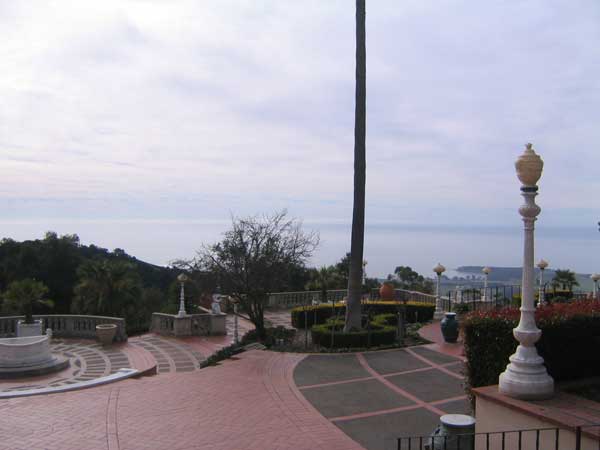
[499,143,554,399]
[177,273,188,317]
[592,274,600,300]
[482,267,491,302]
[537,259,549,306]
[232,298,240,344]
[433,263,446,320]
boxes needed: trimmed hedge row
[291,301,434,329]
[311,314,398,348]
[463,300,600,391]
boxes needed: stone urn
[430,414,476,450]
[96,324,117,346]
[440,312,459,343]
[379,283,395,301]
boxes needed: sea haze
[0,220,596,278]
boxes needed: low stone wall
[0,315,127,342]
[151,312,226,337]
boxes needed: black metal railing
[397,424,600,450]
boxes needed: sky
[1,0,599,276]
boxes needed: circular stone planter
[0,335,69,378]
[96,324,117,346]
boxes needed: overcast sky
[1,1,599,273]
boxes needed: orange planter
[379,283,395,300]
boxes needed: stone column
[177,273,188,317]
[482,267,491,302]
[499,143,554,400]
[233,302,239,344]
[433,263,446,320]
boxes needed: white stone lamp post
[482,267,491,302]
[537,259,549,306]
[177,273,188,317]
[591,273,600,300]
[231,297,240,344]
[433,263,446,320]
[499,143,554,400]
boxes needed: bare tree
[345,0,366,331]
[197,211,318,336]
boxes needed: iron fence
[397,424,600,450]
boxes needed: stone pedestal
[173,315,192,336]
[17,320,43,337]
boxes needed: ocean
[1,220,597,279]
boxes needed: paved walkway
[0,316,471,450]
[0,350,362,450]
[0,314,254,394]
[295,346,469,450]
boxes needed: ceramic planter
[440,312,459,343]
[96,324,117,346]
[379,283,395,301]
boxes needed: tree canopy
[196,211,319,334]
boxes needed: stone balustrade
[151,312,226,337]
[0,315,127,342]
[267,288,438,309]
[267,290,348,308]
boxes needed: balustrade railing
[0,315,127,341]
[268,288,438,309]
[150,312,215,337]
[268,290,348,308]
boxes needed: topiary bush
[311,315,397,349]
[463,300,600,391]
[291,301,434,328]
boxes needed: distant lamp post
[482,267,492,302]
[177,273,188,317]
[591,274,600,300]
[433,263,446,320]
[537,259,549,306]
[499,143,554,399]
[231,297,240,344]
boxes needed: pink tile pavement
[0,350,365,450]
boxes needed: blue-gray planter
[440,312,459,343]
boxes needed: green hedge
[311,314,398,348]
[463,300,600,391]
[291,301,434,329]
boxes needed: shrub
[453,303,470,315]
[291,301,434,328]
[463,300,600,391]
[241,326,296,348]
[311,319,397,349]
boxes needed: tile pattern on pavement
[0,314,254,394]
[0,350,365,450]
[294,346,470,450]
[0,340,131,393]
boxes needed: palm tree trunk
[345,0,366,331]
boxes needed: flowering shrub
[463,300,600,391]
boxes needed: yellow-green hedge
[291,301,434,329]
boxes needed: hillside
[0,232,178,314]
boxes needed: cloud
[1,0,599,226]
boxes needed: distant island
[453,266,592,289]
